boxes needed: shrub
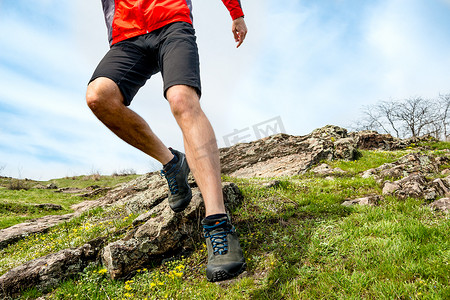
[7,179,30,191]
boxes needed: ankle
[204,213,228,221]
[163,150,179,171]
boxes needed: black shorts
[89,22,201,106]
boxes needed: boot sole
[207,262,246,282]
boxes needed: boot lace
[161,167,180,195]
[203,221,231,255]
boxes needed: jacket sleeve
[221,0,244,20]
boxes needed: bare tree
[378,101,401,138]
[394,97,437,138]
[354,94,450,140]
[358,100,401,137]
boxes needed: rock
[395,153,442,175]
[33,203,63,210]
[33,184,47,189]
[70,173,164,215]
[441,169,450,175]
[311,163,345,175]
[102,204,183,280]
[79,187,111,198]
[262,180,282,188]
[46,183,58,189]
[395,174,427,199]
[349,131,406,150]
[430,178,450,197]
[55,187,82,193]
[0,238,104,298]
[429,198,450,213]
[219,125,357,178]
[382,173,450,200]
[382,181,400,195]
[361,168,377,179]
[333,137,358,160]
[379,165,405,179]
[424,189,438,201]
[310,125,348,140]
[56,186,110,198]
[0,214,74,249]
[342,195,380,206]
[222,183,245,212]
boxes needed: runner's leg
[166,85,226,216]
[86,77,174,165]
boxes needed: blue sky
[1,0,450,180]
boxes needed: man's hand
[232,17,247,48]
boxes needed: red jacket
[101,0,244,46]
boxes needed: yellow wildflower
[98,268,108,274]
[173,271,183,277]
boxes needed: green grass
[1,149,449,299]
[44,174,140,190]
[0,189,82,229]
[416,140,450,151]
[0,174,140,229]
[328,149,410,174]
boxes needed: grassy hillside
[0,174,140,229]
[1,146,449,299]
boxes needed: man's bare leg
[166,85,226,216]
[86,77,174,165]
[167,85,246,283]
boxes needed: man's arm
[221,0,248,48]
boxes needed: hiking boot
[161,148,192,213]
[202,215,246,282]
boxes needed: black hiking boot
[202,215,246,282]
[161,148,192,213]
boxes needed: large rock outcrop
[218,125,432,178]
[219,125,359,178]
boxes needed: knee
[85,85,102,113]
[167,87,200,120]
[86,78,122,114]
